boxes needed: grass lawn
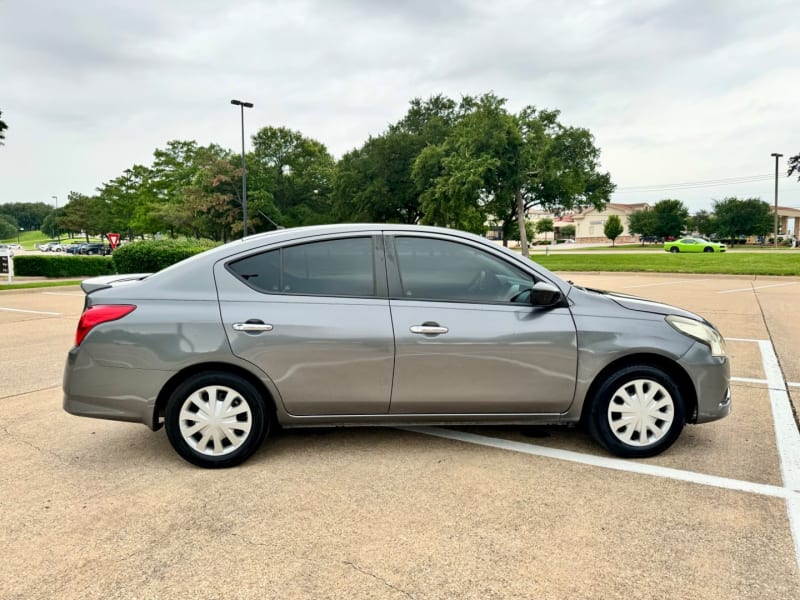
[533,251,800,276]
[0,280,83,291]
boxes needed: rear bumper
[62,348,169,430]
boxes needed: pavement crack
[343,561,415,599]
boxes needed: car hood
[571,286,710,324]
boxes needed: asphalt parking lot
[1,274,799,599]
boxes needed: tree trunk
[515,189,529,258]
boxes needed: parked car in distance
[38,241,64,252]
[65,243,87,255]
[664,237,726,253]
[79,243,112,256]
[639,235,664,244]
[6,243,22,250]
[0,244,14,257]
[64,224,731,468]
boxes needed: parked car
[6,243,22,250]
[79,243,112,256]
[0,244,14,257]
[664,237,726,253]
[65,243,87,255]
[38,241,64,252]
[63,224,731,468]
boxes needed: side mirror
[530,281,563,307]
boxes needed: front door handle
[233,321,274,332]
[410,324,449,335]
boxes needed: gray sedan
[63,224,731,468]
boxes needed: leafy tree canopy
[713,197,773,242]
[604,214,624,246]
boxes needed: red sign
[107,233,120,250]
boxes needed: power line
[617,174,774,193]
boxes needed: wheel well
[580,354,697,424]
[153,362,277,430]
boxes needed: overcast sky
[1,0,798,214]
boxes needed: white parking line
[759,339,800,572]
[0,307,61,316]
[718,282,800,294]
[42,292,84,297]
[731,376,769,386]
[623,279,706,289]
[404,426,793,500]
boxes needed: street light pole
[231,99,254,239]
[771,153,783,250]
[51,195,60,243]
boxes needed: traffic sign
[107,233,120,250]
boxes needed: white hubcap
[607,379,674,447]
[179,385,253,456]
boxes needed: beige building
[572,203,650,244]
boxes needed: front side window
[229,237,375,297]
[393,237,533,303]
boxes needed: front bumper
[678,341,731,423]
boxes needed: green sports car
[664,237,726,253]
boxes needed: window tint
[229,237,375,297]
[394,237,533,303]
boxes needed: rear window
[228,237,376,297]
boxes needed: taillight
[75,305,136,346]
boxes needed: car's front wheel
[588,364,685,458]
[165,372,269,468]
[669,246,679,253]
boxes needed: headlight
[666,315,727,357]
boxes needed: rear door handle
[233,321,274,332]
[410,324,449,335]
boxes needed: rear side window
[229,237,376,297]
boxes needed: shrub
[14,255,115,278]
[112,239,218,274]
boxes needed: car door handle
[410,324,449,335]
[233,322,274,332]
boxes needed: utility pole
[771,153,783,250]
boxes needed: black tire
[165,371,269,468]
[703,247,713,253]
[587,364,685,458]
[669,246,679,253]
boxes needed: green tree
[688,210,716,237]
[536,217,554,241]
[604,214,624,246]
[250,126,335,229]
[650,199,689,239]
[412,93,614,254]
[628,207,658,239]
[0,109,7,145]
[559,224,575,240]
[0,202,52,231]
[0,214,17,239]
[713,197,772,244]
[788,152,799,180]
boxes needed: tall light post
[51,195,60,243]
[771,153,783,250]
[231,99,254,239]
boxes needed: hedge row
[14,255,116,278]
[111,239,218,274]
[13,240,220,277]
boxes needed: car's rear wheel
[588,364,685,458]
[165,372,269,468]
[703,247,713,253]
[669,247,679,253]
